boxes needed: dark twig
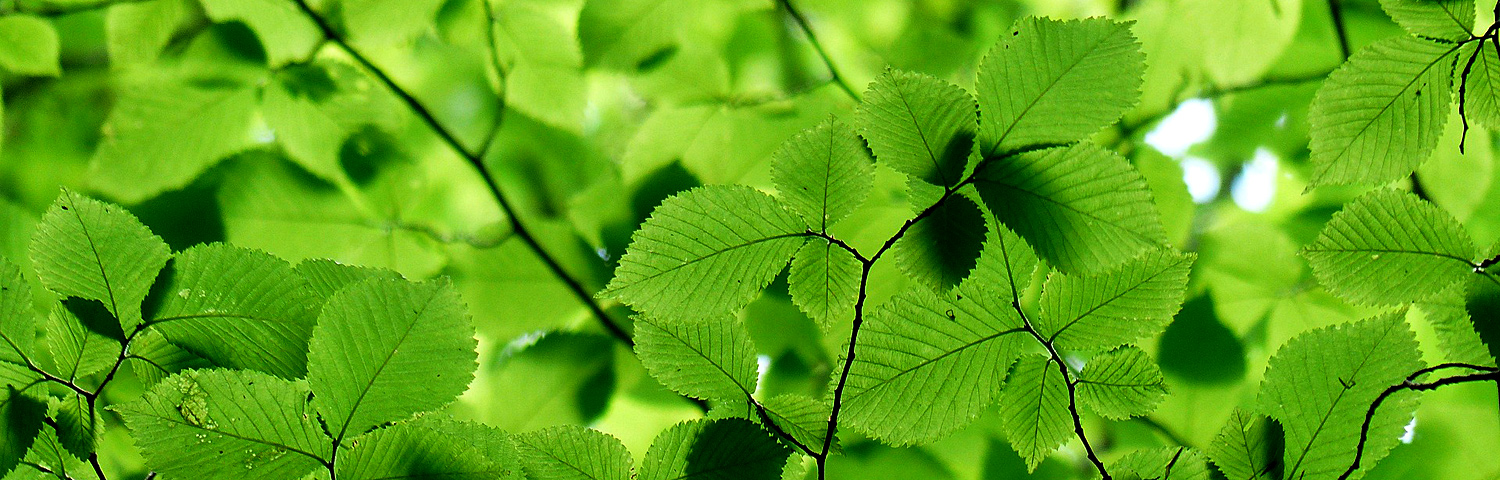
[289,0,632,346]
[87,453,107,480]
[1338,369,1500,480]
[1018,307,1111,480]
[1326,0,1351,61]
[753,398,820,457]
[777,0,860,101]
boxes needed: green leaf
[1303,189,1476,305]
[1207,408,1272,480]
[106,0,191,67]
[964,219,1040,305]
[1112,447,1210,480]
[0,258,38,368]
[0,387,45,478]
[149,243,321,379]
[843,285,1026,445]
[638,418,790,480]
[292,259,401,304]
[88,79,259,203]
[601,186,808,320]
[29,190,170,332]
[490,0,588,131]
[1308,36,1458,187]
[1077,346,1167,420]
[1415,283,1496,366]
[1379,0,1474,41]
[771,118,874,230]
[1189,0,1303,85]
[340,0,445,46]
[201,0,321,67]
[473,332,616,432]
[1036,250,1194,351]
[973,143,1167,274]
[0,16,60,77]
[757,394,833,454]
[634,316,758,402]
[856,69,977,186]
[998,354,1071,472]
[1458,41,1500,129]
[44,302,120,382]
[335,422,508,480]
[125,328,212,388]
[17,425,88,480]
[49,393,97,459]
[976,16,1143,155]
[893,194,987,292]
[116,369,331,479]
[1256,311,1424,480]
[788,239,861,329]
[513,425,633,480]
[306,277,477,443]
[577,0,699,69]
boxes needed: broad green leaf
[513,425,633,480]
[638,418,790,480]
[88,79,259,203]
[1037,250,1194,351]
[601,186,808,320]
[1188,0,1302,85]
[1308,36,1458,187]
[634,316,758,402]
[976,17,1143,155]
[49,393,96,458]
[1459,41,1500,129]
[0,387,44,478]
[999,354,1071,472]
[0,16,59,77]
[1112,447,1210,480]
[963,218,1040,305]
[0,258,37,368]
[125,329,211,388]
[1379,0,1474,41]
[116,369,332,479]
[843,286,1026,446]
[292,259,401,304]
[44,302,120,382]
[578,0,707,69]
[201,0,321,67]
[1303,189,1475,305]
[1208,408,1272,480]
[475,333,616,432]
[973,143,1167,274]
[1415,283,1496,366]
[771,118,874,230]
[893,194,987,292]
[788,239,861,329]
[29,190,170,332]
[340,0,444,45]
[1257,312,1424,480]
[335,422,508,480]
[306,278,478,442]
[14,425,87,480]
[758,394,833,454]
[1077,346,1167,420]
[106,0,190,67]
[490,0,588,131]
[856,69,977,186]
[149,244,321,379]
[261,67,348,183]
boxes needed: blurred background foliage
[0,0,1497,478]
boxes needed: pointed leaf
[601,186,808,320]
[0,387,44,478]
[201,0,321,67]
[856,69,977,186]
[758,394,833,454]
[513,425,633,480]
[292,259,401,304]
[973,143,1167,274]
[1112,447,1210,480]
[105,0,189,67]
[335,422,510,480]
[1303,189,1475,305]
[893,194,987,292]
[125,329,211,388]
[1415,283,1496,366]
[634,316,758,402]
[772,118,874,230]
[116,369,332,479]
[1379,0,1474,41]
[29,190,170,332]
[1308,36,1458,187]
[1077,346,1167,419]
[999,354,1071,472]
[788,239,861,329]
[639,418,790,480]
[49,393,97,459]
[1037,250,1194,351]
[976,17,1143,155]
[1208,408,1272,480]
[0,258,38,368]
[307,278,478,443]
[44,302,120,382]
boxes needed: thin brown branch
[1338,369,1500,480]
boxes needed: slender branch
[1118,71,1334,140]
[1326,0,1351,61]
[1338,369,1500,480]
[777,0,860,101]
[1017,305,1111,480]
[20,460,77,480]
[288,0,633,346]
[1456,26,1500,153]
[476,0,509,158]
[87,453,107,480]
[1479,253,1500,271]
[752,398,820,457]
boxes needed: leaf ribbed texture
[1112,447,1210,480]
[1256,312,1424,480]
[514,425,633,480]
[976,16,1143,155]
[1077,346,1167,420]
[44,303,120,382]
[1303,189,1475,305]
[1308,36,1458,187]
[602,186,808,320]
[29,190,170,332]
[771,118,874,230]
[1208,408,1272,480]
[788,239,861,329]
[974,143,1166,274]
[335,421,515,480]
[999,354,1071,472]
[1459,41,1500,128]
[0,257,36,367]
[1037,250,1194,351]
[1379,0,1474,41]
[894,194,987,292]
[634,316,758,402]
[639,418,790,480]
[857,69,977,186]
[759,394,833,454]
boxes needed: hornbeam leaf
[1112,447,1210,480]
[788,239,861,329]
[1036,250,1195,351]
[0,386,44,478]
[758,394,834,454]
[638,418,790,480]
[634,316,758,402]
[200,0,321,67]
[43,302,120,382]
[150,244,321,379]
[1458,41,1500,129]
[973,143,1167,274]
[893,193,987,292]
[306,278,477,443]
[1308,36,1458,187]
[1208,408,1273,480]
[105,0,189,67]
[601,186,808,320]
[999,354,1071,472]
[29,190,170,332]
[1303,189,1476,305]
[335,422,511,480]
[856,69,977,186]
[844,286,1026,446]
[1077,346,1168,420]
[771,117,874,230]
[976,16,1144,155]
[513,425,633,480]
[1379,0,1475,41]
[339,0,444,46]
[0,258,38,368]
[1257,311,1424,480]
[116,369,331,480]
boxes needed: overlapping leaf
[634,316,758,402]
[1208,408,1272,480]
[1077,346,1168,419]
[0,16,59,77]
[1458,41,1500,128]
[1303,189,1475,305]
[334,421,515,480]
[29,190,170,332]
[1379,0,1474,41]
[1112,447,1210,480]
[201,0,321,67]
[771,118,874,230]
[894,193,987,292]
[1037,250,1194,351]
[857,69,977,186]
[788,239,861,329]
[513,425,633,480]
[0,258,37,369]
[638,418,790,480]
[999,354,1071,471]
